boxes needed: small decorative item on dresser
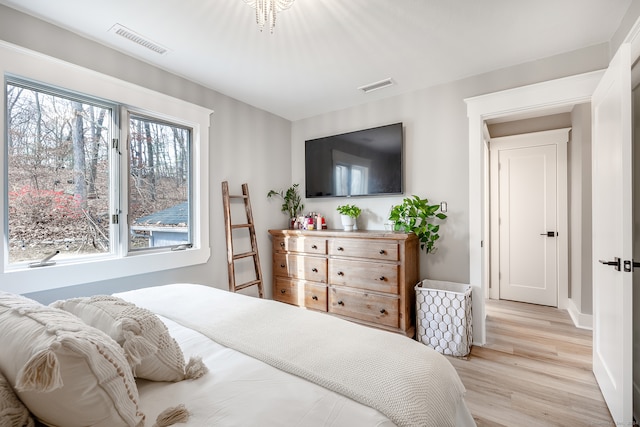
[267,184,304,229]
[336,204,361,231]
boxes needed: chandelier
[243,0,295,33]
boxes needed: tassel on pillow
[153,404,190,427]
[184,356,208,380]
[120,317,158,370]
[15,347,63,392]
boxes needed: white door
[490,129,567,307]
[591,43,633,425]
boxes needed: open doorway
[465,70,603,345]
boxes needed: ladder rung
[233,251,257,260]
[235,280,262,291]
[229,194,248,199]
[231,223,253,230]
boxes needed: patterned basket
[415,279,472,357]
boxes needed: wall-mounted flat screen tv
[305,122,404,198]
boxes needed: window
[128,114,192,251]
[1,44,211,294]
[5,78,201,266]
[6,79,115,265]
[5,79,199,266]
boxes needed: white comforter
[115,284,475,427]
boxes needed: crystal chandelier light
[243,0,295,33]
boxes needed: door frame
[489,128,570,305]
[465,71,603,345]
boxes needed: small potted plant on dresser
[388,195,446,254]
[336,204,361,231]
[267,184,304,229]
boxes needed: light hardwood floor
[447,299,615,427]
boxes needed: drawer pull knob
[337,300,344,305]
[380,308,387,314]
[312,268,318,273]
[312,244,318,249]
[379,276,386,281]
[280,242,285,247]
[337,247,344,251]
[337,271,344,276]
[280,264,286,268]
[280,289,286,294]
[312,295,318,300]
[379,249,386,255]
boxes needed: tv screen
[305,122,404,198]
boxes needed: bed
[0,283,475,427]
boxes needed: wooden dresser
[268,229,419,337]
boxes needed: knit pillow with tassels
[51,295,208,382]
[0,369,34,427]
[0,292,145,427]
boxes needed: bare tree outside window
[128,115,191,250]
[6,82,111,264]
[5,79,194,265]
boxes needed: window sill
[1,246,211,294]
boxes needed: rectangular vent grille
[358,78,394,93]
[110,24,168,55]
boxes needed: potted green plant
[388,195,446,253]
[336,204,361,231]
[267,184,304,229]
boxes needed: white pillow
[0,369,34,427]
[51,295,207,382]
[0,292,145,427]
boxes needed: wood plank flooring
[447,299,614,427]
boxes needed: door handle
[623,259,640,272]
[540,231,557,237]
[598,257,621,271]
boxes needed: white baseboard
[566,298,592,330]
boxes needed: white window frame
[1,41,212,294]
[124,108,195,254]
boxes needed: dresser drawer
[328,287,399,328]
[274,278,327,311]
[302,282,328,311]
[273,277,299,305]
[273,236,327,255]
[329,259,398,294]
[328,239,398,261]
[273,253,327,283]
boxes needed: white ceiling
[0,0,632,121]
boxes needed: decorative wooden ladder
[221,181,264,298]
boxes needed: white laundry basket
[415,279,472,357]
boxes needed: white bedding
[115,284,476,427]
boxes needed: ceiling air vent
[109,24,168,55]
[358,78,394,94]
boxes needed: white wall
[0,5,291,302]
[292,45,609,284]
[0,3,621,302]
[487,113,572,138]
[569,103,593,318]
